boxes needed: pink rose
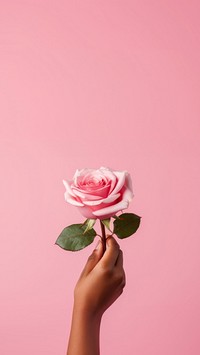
[63,167,133,220]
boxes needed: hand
[67,237,126,355]
[74,236,126,318]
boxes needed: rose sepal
[81,218,97,234]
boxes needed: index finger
[100,236,120,269]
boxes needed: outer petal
[64,191,84,206]
[77,205,97,219]
[101,193,121,204]
[63,179,76,197]
[71,189,87,199]
[73,169,82,186]
[109,171,126,196]
[122,173,134,202]
[125,173,133,194]
[83,193,120,206]
[93,200,129,217]
[122,188,134,202]
[82,199,104,206]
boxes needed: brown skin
[67,236,126,355]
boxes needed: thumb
[82,240,103,276]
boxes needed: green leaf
[113,213,141,239]
[55,224,96,251]
[82,218,96,234]
[101,218,112,232]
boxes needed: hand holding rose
[74,237,125,317]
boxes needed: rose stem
[100,220,106,253]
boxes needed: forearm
[67,304,102,355]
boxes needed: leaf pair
[55,213,141,251]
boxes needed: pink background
[1,1,200,354]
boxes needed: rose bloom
[63,167,133,220]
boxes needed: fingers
[116,249,123,269]
[115,249,126,287]
[102,240,126,288]
[100,236,120,269]
[81,237,124,278]
[81,240,104,276]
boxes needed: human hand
[74,236,126,319]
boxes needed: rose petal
[73,169,82,186]
[72,189,102,200]
[77,205,97,219]
[72,183,110,198]
[122,173,134,202]
[125,172,133,193]
[83,193,120,206]
[93,200,129,217]
[109,171,126,196]
[64,191,84,206]
[82,199,104,206]
[99,167,117,193]
[74,168,95,186]
[63,179,76,197]
[64,197,84,207]
[102,193,121,204]
[122,188,134,202]
[71,189,87,199]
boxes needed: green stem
[100,220,106,253]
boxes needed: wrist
[73,300,103,324]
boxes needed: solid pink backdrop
[1,1,200,354]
